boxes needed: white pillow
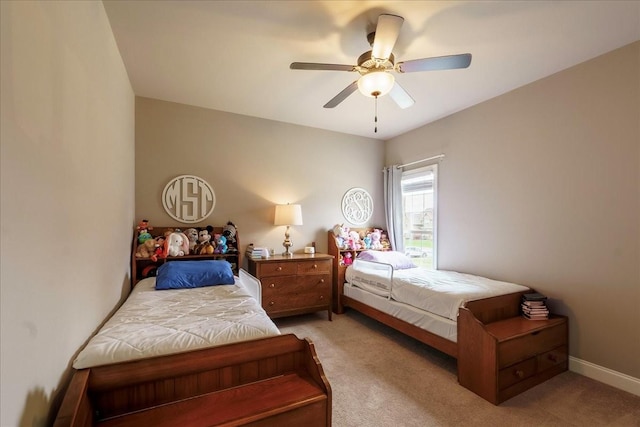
[356,250,417,270]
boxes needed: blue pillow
[155,260,235,290]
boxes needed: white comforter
[346,264,529,321]
[73,276,280,369]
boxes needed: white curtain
[383,165,404,252]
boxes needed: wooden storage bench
[54,334,331,426]
[458,307,568,404]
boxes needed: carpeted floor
[275,310,640,427]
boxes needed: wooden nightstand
[247,254,333,320]
[458,309,568,404]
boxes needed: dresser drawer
[297,260,331,275]
[263,276,330,298]
[258,262,297,277]
[264,291,330,313]
[498,357,536,390]
[498,322,567,368]
[537,345,568,372]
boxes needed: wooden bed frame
[54,225,332,426]
[336,283,526,358]
[329,229,567,404]
[54,334,331,427]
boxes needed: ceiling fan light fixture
[357,71,395,98]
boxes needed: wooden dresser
[458,308,568,404]
[247,254,333,320]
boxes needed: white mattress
[344,282,458,342]
[346,263,529,321]
[73,276,280,369]
[390,269,530,321]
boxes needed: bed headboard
[131,225,241,285]
[327,226,389,313]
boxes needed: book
[522,292,547,301]
[522,300,545,306]
[522,307,549,315]
[523,313,549,320]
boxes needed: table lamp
[274,203,303,256]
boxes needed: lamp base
[282,226,294,256]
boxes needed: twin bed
[339,254,530,357]
[54,231,331,427]
[330,235,568,404]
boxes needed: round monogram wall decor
[341,187,373,225]
[162,175,215,223]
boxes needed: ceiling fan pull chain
[374,95,378,133]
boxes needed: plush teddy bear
[184,228,199,252]
[135,238,157,258]
[165,232,189,257]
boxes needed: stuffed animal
[135,238,156,258]
[342,252,353,266]
[370,229,383,250]
[137,219,153,234]
[192,226,212,254]
[363,234,372,250]
[213,234,228,254]
[348,230,362,250]
[150,236,165,261]
[165,232,189,257]
[197,241,215,255]
[332,223,349,249]
[222,221,238,252]
[184,228,199,252]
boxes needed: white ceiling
[103,1,640,140]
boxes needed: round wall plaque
[341,187,373,225]
[162,175,215,223]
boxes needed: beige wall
[0,2,135,426]
[386,42,640,378]
[135,97,385,257]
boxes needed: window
[401,164,437,269]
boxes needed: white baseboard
[569,356,640,397]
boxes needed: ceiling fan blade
[389,82,415,109]
[290,62,356,72]
[371,14,404,61]
[396,53,472,73]
[323,81,358,108]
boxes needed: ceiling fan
[290,14,472,110]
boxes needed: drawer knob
[269,301,275,306]
[313,264,318,269]
[269,283,275,288]
[319,279,325,284]
[277,266,282,271]
[548,354,558,362]
[319,295,324,300]
[515,370,524,379]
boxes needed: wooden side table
[247,253,333,320]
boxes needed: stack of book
[521,292,549,320]
[246,245,269,259]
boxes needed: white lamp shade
[357,71,395,97]
[274,204,303,226]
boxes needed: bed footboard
[54,334,331,427]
